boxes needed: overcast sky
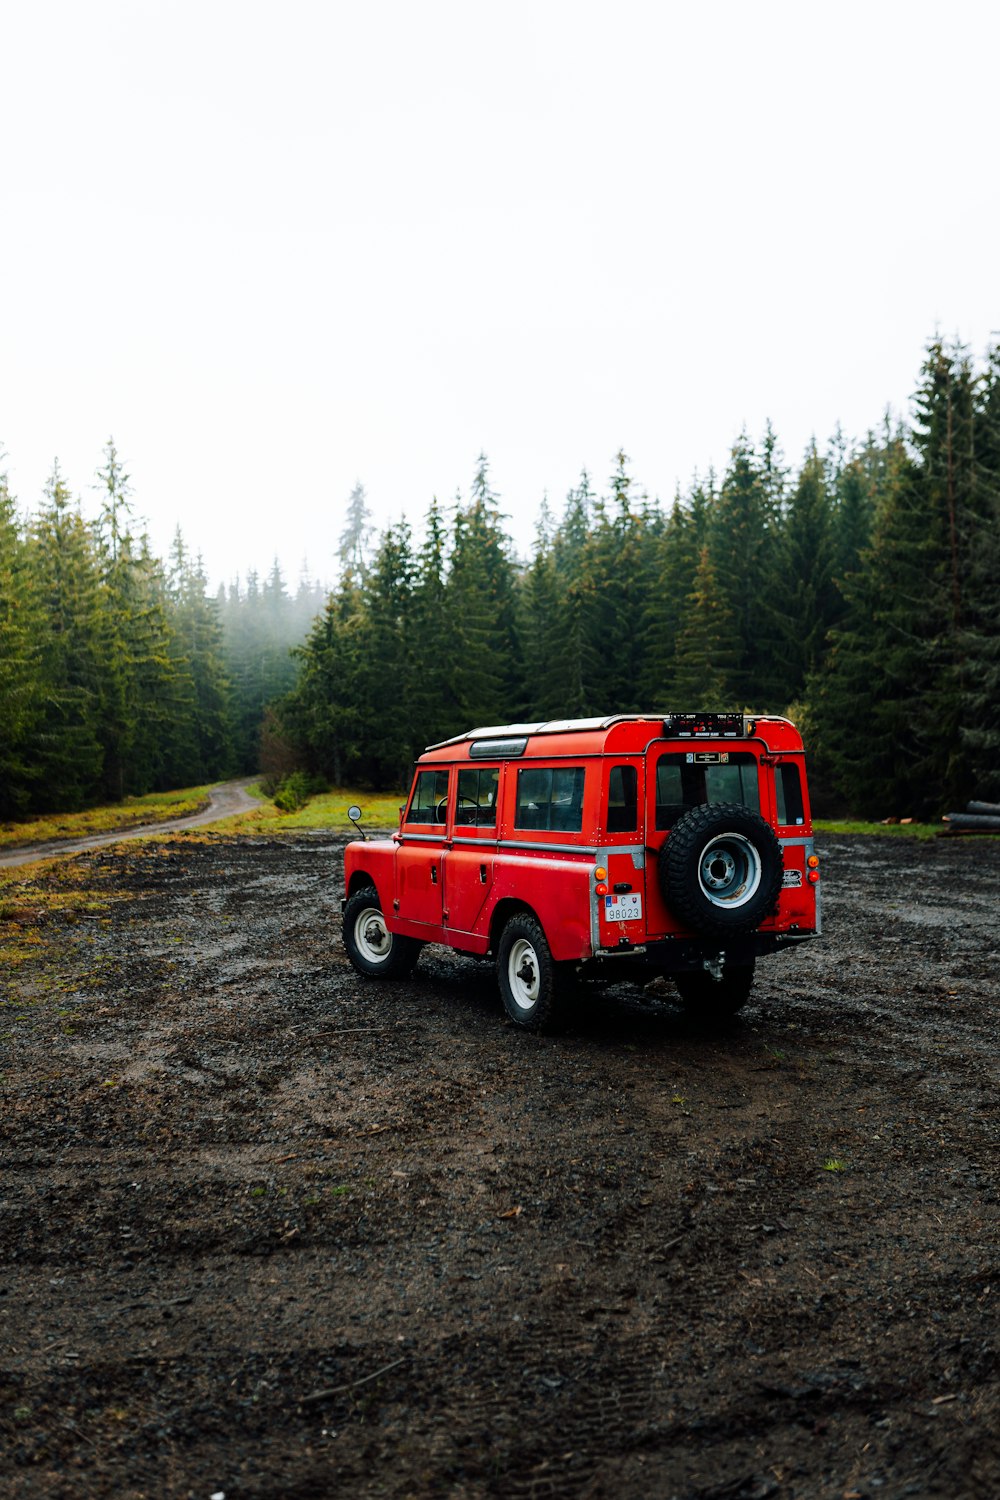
[3,0,997,588]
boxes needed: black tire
[496,913,562,1032]
[659,803,782,937]
[343,887,421,978]
[674,962,754,1018]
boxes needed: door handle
[431,865,438,884]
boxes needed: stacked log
[941,799,1000,833]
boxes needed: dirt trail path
[0,778,259,869]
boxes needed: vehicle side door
[394,766,449,933]
[443,764,500,938]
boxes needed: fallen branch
[311,1025,419,1038]
[300,1355,407,1405]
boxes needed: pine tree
[707,432,784,706]
[639,482,708,705]
[806,347,976,818]
[281,579,366,786]
[360,521,417,782]
[338,481,372,583]
[548,474,598,716]
[671,545,740,706]
[27,462,107,809]
[93,439,137,799]
[0,458,44,815]
[518,499,568,718]
[167,532,233,781]
[408,496,462,748]
[958,342,1000,796]
[446,457,521,725]
[771,441,840,701]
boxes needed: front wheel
[343,887,421,978]
[674,962,754,1019]
[496,913,562,1032]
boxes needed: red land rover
[342,713,820,1030]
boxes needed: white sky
[2,0,997,588]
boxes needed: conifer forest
[2,337,998,822]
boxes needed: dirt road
[1,831,997,1498]
[0,781,259,869]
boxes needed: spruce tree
[771,441,840,702]
[446,457,521,725]
[408,496,462,749]
[639,482,708,705]
[707,432,784,706]
[518,498,568,718]
[671,545,740,707]
[958,342,1000,796]
[27,462,107,809]
[0,459,44,815]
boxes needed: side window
[455,767,500,827]
[776,763,805,825]
[606,765,638,833]
[406,768,450,824]
[655,752,760,830]
[515,766,586,833]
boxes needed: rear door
[643,744,763,936]
[595,758,647,946]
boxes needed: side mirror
[347,804,366,840]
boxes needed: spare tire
[658,802,783,937]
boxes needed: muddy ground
[1,831,997,1500]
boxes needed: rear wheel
[674,962,754,1018]
[497,914,562,1032]
[343,887,421,978]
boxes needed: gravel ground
[1,830,998,1500]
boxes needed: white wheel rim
[355,905,391,963]
[697,833,762,909]
[507,937,540,1010]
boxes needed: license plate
[605,893,642,922]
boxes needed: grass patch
[0,786,213,849]
[0,864,122,976]
[814,819,944,841]
[210,786,404,835]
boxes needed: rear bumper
[589,929,817,974]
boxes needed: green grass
[0,781,404,850]
[210,786,404,835]
[0,786,213,849]
[8,789,974,851]
[814,818,957,841]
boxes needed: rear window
[655,751,759,830]
[515,766,586,832]
[407,768,449,824]
[456,767,500,827]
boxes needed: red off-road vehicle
[342,713,820,1030]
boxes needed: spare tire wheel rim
[697,833,762,909]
